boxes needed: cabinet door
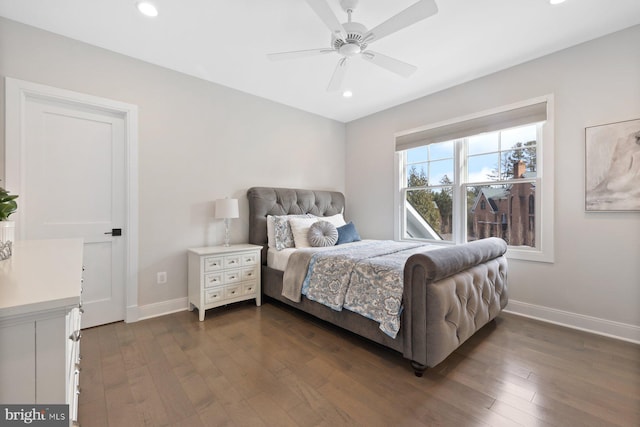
[36,316,67,403]
[0,322,36,403]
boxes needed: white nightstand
[187,244,262,321]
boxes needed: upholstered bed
[247,187,508,376]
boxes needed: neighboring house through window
[394,96,555,262]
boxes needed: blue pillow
[336,222,361,245]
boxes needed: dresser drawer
[241,266,258,281]
[223,255,242,268]
[204,272,223,288]
[224,269,242,284]
[225,285,241,299]
[205,288,224,303]
[204,256,224,272]
[241,252,259,266]
[242,281,258,296]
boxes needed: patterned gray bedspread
[290,240,436,338]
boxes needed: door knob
[104,228,122,236]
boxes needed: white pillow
[320,213,347,227]
[288,216,320,248]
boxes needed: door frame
[5,77,140,323]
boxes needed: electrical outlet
[157,271,167,284]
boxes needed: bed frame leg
[411,361,426,377]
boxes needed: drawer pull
[247,272,253,277]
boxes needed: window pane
[466,183,536,248]
[468,132,499,155]
[429,159,454,185]
[407,146,427,163]
[406,164,427,187]
[500,149,537,178]
[405,188,453,241]
[428,140,453,160]
[468,153,499,182]
[501,125,537,150]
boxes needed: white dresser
[188,244,262,321]
[0,239,83,424]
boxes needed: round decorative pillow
[307,220,338,247]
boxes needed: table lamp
[215,198,239,247]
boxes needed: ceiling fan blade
[327,57,348,92]
[364,0,438,44]
[306,0,347,41]
[362,51,417,77]
[267,48,335,61]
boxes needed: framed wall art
[585,118,640,212]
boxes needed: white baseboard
[125,297,189,323]
[504,300,640,345]
[124,297,640,344]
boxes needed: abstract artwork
[585,118,640,211]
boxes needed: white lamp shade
[215,198,239,219]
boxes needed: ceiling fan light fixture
[136,2,158,17]
[339,43,361,57]
[342,90,353,98]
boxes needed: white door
[19,95,126,328]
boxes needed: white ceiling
[1,0,640,123]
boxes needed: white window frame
[394,95,555,263]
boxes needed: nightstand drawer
[204,272,223,288]
[204,256,224,272]
[224,255,242,268]
[205,288,224,303]
[241,252,259,266]
[224,270,241,284]
[241,266,258,281]
[225,285,241,299]
[243,281,258,296]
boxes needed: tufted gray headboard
[246,187,345,264]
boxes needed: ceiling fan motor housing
[332,21,368,56]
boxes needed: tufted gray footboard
[402,237,508,375]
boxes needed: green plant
[0,182,18,221]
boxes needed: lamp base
[223,218,231,247]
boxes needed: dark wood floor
[78,300,640,427]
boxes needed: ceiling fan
[267,0,438,92]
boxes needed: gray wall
[346,25,640,340]
[0,17,346,307]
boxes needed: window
[395,96,554,262]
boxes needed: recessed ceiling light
[137,2,158,17]
[342,90,353,98]
[549,0,566,5]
